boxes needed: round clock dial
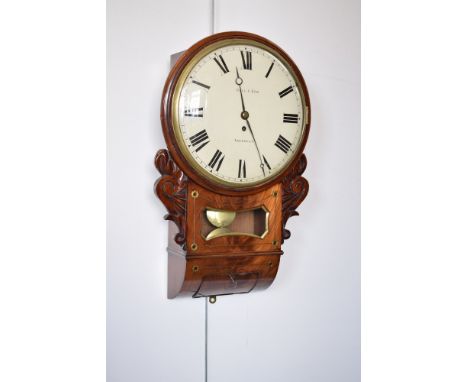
[171,38,308,188]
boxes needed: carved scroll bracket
[281,154,309,243]
[154,149,187,248]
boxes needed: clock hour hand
[235,67,247,114]
[235,67,243,87]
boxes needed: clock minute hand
[245,119,266,176]
[235,67,265,176]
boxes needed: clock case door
[155,31,310,299]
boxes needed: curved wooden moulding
[281,154,309,243]
[154,149,187,248]
[168,248,281,299]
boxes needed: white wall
[107,1,211,381]
[107,0,360,381]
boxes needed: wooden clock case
[154,31,310,299]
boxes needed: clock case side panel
[160,31,311,196]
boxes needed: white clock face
[174,42,306,187]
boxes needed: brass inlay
[171,38,308,188]
[191,243,198,251]
[192,265,199,272]
[204,206,269,240]
[191,190,199,198]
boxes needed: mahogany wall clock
[154,31,310,300]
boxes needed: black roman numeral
[184,107,204,117]
[275,135,292,153]
[238,159,247,178]
[279,85,294,98]
[189,129,210,152]
[213,55,229,74]
[208,149,225,171]
[283,113,299,124]
[262,155,271,171]
[192,80,210,90]
[241,51,252,70]
[265,62,274,78]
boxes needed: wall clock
[154,31,310,300]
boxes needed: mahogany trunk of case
[155,149,308,298]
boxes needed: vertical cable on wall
[210,0,216,35]
[205,5,215,381]
[204,297,208,382]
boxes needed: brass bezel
[171,38,308,188]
